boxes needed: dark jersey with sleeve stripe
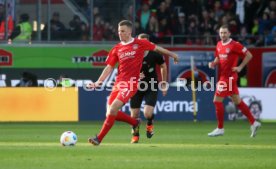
[141,51,165,83]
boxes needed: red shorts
[107,83,138,105]
[215,78,239,97]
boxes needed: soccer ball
[60,131,77,146]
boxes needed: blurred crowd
[131,0,276,46]
[0,0,275,46]
[75,0,276,46]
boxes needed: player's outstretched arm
[87,64,114,88]
[208,57,219,69]
[232,51,253,72]
[154,46,179,64]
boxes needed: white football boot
[208,128,224,137]
[250,121,261,138]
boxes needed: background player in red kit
[208,25,261,137]
[87,20,179,145]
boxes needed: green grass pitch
[0,121,275,169]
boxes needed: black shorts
[130,88,158,108]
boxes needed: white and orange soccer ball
[60,131,77,146]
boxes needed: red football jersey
[106,38,156,83]
[215,39,248,81]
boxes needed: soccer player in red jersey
[208,25,261,137]
[87,20,179,145]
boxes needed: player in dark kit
[87,20,179,146]
[130,33,168,143]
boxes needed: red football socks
[97,114,116,142]
[214,101,224,129]
[116,111,137,126]
[237,101,255,125]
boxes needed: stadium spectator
[102,21,115,41]
[187,18,199,44]
[123,5,134,21]
[238,26,252,46]
[235,0,246,24]
[87,20,179,146]
[268,10,276,30]
[164,0,176,26]
[158,17,172,43]
[251,18,259,35]
[264,0,276,14]
[255,34,265,46]
[203,31,215,45]
[16,72,38,87]
[244,0,263,31]
[265,26,276,45]
[207,25,261,138]
[258,12,270,35]
[156,1,170,21]
[80,22,89,41]
[221,0,235,11]
[148,0,160,10]
[172,12,187,41]
[0,4,13,40]
[199,10,215,34]
[137,2,151,32]
[228,13,239,35]
[164,0,174,11]
[9,13,32,43]
[134,19,143,35]
[213,1,224,22]
[42,12,67,41]
[68,15,88,41]
[145,14,159,42]
[130,33,168,143]
[92,6,100,16]
[93,15,104,41]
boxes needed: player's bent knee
[231,96,241,105]
[144,107,154,119]
[108,108,119,116]
[144,113,153,119]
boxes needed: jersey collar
[121,38,134,45]
[221,38,232,46]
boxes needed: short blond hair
[118,20,133,29]
[138,33,149,39]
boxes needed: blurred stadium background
[1,0,276,45]
[0,1,276,169]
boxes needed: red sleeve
[105,47,118,67]
[234,41,247,58]
[140,39,156,51]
